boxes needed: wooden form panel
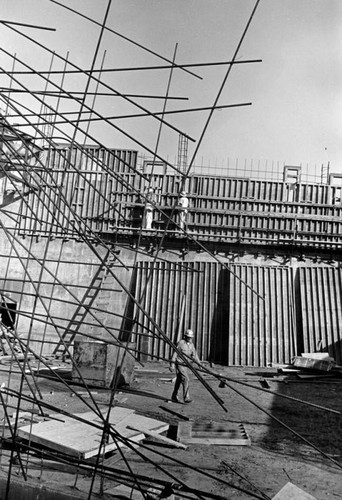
[227,265,296,366]
[18,408,168,460]
[184,210,342,248]
[187,174,335,205]
[18,148,140,236]
[131,261,220,363]
[298,267,342,364]
[131,262,296,367]
[188,176,286,201]
[16,150,342,248]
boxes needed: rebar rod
[48,0,201,80]
[0,20,55,31]
[0,31,196,143]
[1,58,262,75]
[187,0,261,174]
[13,102,252,126]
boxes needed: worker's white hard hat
[185,329,194,338]
[180,191,186,195]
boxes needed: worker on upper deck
[143,187,154,229]
[178,191,189,230]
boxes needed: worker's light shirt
[172,339,200,364]
[178,196,189,210]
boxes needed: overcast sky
[2,0,342,179]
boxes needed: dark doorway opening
[1,301,17,329]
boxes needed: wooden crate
[72,340,135,387]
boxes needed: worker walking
[170,329,201,404]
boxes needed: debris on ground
[269,352,342,382]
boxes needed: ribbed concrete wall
[132,262,296,366]
[299,267,342,364]
[227,265,296,366]
[131,261,222,363]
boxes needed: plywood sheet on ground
[17,407,169,460]
[272,482,317,500]
[177,421,251,445]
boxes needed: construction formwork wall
[18,147,139,237]
[2,222,342,366]
[298,267,342,364]
[131,262,296,366]
[16,147,342,250]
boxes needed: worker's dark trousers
[172,364,190,401]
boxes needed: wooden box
[72,340,135,387]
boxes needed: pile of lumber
[277,352,342,379]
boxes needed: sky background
[1,0,342,180]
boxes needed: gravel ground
[0,360,341,499]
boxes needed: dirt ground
[1,360,342,499]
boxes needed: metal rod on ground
[13,440,229,500]
[1,385,266,500]
[220,378,342,470]
[195,363,341,415]
[221,461,271,500]
[107,434,267,500]
[0,386,27,481]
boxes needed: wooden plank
[301,352,334,360]
[176,421,192,442]
[293,356,334,372]
[18,415,121,459]
[272,482,317,500]
[17,408,168,460]
[94,407,136,425]
[114,413,169,436]
[127,425,187,449]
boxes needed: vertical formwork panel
[132,262,223,362]
[132,262,297,366]
[227,265,295,366]
[299,267,342,364]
